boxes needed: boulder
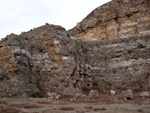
[122,89,133,100]
[110,90,116,96]
[89,90,99,99]
[139,91,150,97]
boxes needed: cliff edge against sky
[68,0,150,41]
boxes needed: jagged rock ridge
[68,0,150,41]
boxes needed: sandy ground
[0,95,150,113]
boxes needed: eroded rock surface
[0,24,150,98]
[68,0,150,41]
[0,24,78,97]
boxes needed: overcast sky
[0,0,111,39]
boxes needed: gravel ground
[0,96,150,113]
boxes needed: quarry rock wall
[0,24,150,98]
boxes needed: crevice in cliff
[27,57,32,70]
[70,65,77,77]
[126,10,140,18]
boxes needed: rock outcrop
[0,24,150,98]
[0,0,150,98]
[0,24,78,97]
[68,0,150,41]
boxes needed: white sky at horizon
[0,0,111,39]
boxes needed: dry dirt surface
[0,97,150,113]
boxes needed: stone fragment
[122,89,133,100]
[89,90,99,99]
[110,90,116,96]
[139,91,150,97]
[47,92,60,100]
[62,89,75,97]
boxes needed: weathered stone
[89,90,99,99]
[8,38,21,46]
[122,89,133,100]
[62,89,75,97]
[110,90,116,96]
[47,92,60,100]
[139,91,150,97]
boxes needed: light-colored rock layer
[68,0,150,41]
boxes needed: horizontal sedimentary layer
[68,0,150,41]
[0,24,150,98]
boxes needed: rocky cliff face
[0,24,78,97]
[68,0,150,41]
[0,0,150,99]
[0,24,150,98]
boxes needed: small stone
[45,23,49,25]
[122,89,133,100]
[75,93,82,98]
[126,89,133,100]
[139,91,150,97]
[89,90,99,99]
[110,90,115,96]
[47,92,60,100]
[62,89,75,96]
